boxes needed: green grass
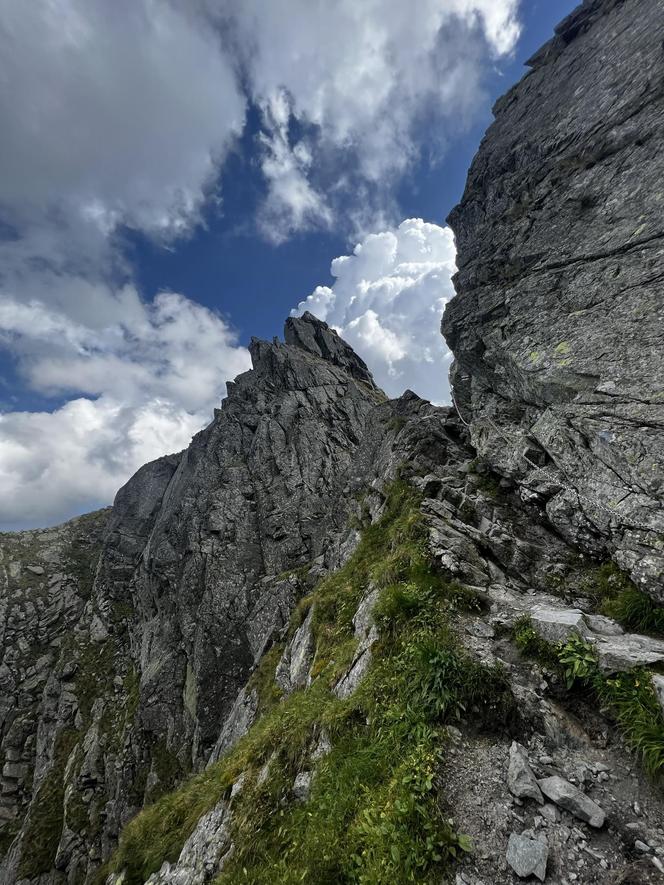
[583,563,664,638]
[513,618,664,778]
[512,616,561,671]
[106,481,517,885]
[596,670,664,778]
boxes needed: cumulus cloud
[292,218,457,404]
[219,0,521,238]
[0,0,521,527]
[0,290,250,529]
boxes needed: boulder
[507,742,543,804]
[529,608,586,644]
[538,775,605,828]
[506,833,548,881]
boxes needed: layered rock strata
[443,0,664,598]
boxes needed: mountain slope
[2,1,664,883]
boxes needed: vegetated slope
[2,0,664,883]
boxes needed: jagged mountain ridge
[0,312,467,882]
[1,0,664,882]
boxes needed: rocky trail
[1,0,664,882]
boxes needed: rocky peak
[283,311,376,388]
[2,3,664,884]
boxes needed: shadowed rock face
[0,314,464,883]
[443,0,664,598]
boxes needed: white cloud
[0,0,522,527]
[292,218,457,404]
[0,291,250,529]
[0,0,244,244]
[222,0,520,237]
[256,93,332,243]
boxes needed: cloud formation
[0,292,250,529]
[0,0,520,527]
[229,0,520,238]
[292,219,457,404]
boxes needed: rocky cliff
[1,2,664,884]
[443,0,664,599]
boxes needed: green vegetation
[597,671,664,778]
[512,616,561,671]
[74,639,116,724]
[513,618,664,778]
[583,562,664,638]
[556,633,598,690]
[18,729,79,878]
[387,416,407,433]
[107,481,516,885]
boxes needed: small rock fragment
[538,776,606,828]
[292,771,312,802]
[506,833,548,881]
[508,742,544,804]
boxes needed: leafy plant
[512,618,664,780]
[557,633,598,689]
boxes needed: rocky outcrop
[0,313,476,882]
[2,3,664,883]
[0,312,393,882]
[443,0,664,600]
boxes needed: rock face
[2,3,664,884]
[0,313,474,883]
[0,312,393,882]
[443,0,664,599]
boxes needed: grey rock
[275,606,315,695]
[508,742,544,804]
[334,586,380,699]
[529,607,586,644]
[143,797,233,884]
[593,633,664,673]
[208,688,258,766]
[538,775,606,828]
[292,771,312,802]
[443,0,664,601]
[653,674,664,717]
[584,614,623,637]
[506,833,548,881]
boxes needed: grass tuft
[583,563,664,638]
[513,618,664,779]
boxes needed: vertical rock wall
[443,0,664,598]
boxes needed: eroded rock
[538,775,606,828]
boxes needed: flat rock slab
[530,607,586,643]
[593,634,664,673]
[506,833,548,881]
[508,742,543,804]
[538,775,605,828]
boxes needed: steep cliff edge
[443,0,664,599]
[2,2,664,884]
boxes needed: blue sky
[0,0,577,528]
[130,0,576,345]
